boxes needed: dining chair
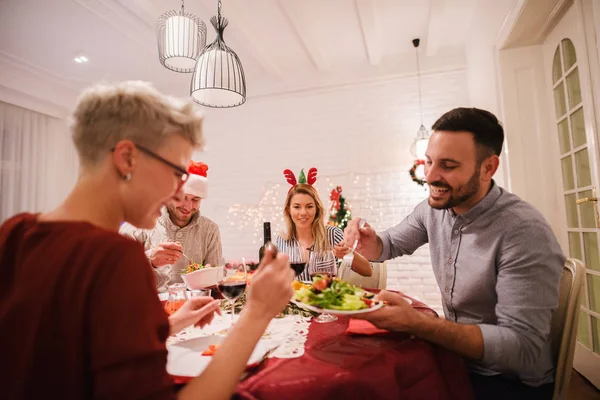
[337,261,387,290]
[550,258,586,400]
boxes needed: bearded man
[344,108,564,400]
[121,161,222,292]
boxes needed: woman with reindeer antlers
[276,168,372,281]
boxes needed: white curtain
[0,101,79,222]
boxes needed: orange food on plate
[292,281,308,291]
[202,344,220,356]
[226,272,253,283]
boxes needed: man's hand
[343,218,382,260]
[353,291,422,331]
[245,245,294,321]
[169,296,221,335]
[356,291,484,361]
[149,242,183,267]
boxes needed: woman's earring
[123,172,132,182]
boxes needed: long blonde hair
[282,184,328,251]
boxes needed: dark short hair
[431,107,504,158]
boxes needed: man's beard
[167,204,197,226]
[428,169,481,210]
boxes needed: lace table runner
[167,314,311,359]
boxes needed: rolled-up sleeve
[477,221,564,374]
[119,223,169,291]
[378,200,429,262]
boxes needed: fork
[180,251,194,264]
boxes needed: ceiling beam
[218,1,283,78]
[72,0,154,51]
[355,0,382,65]
[278,1,330,71]
[115,0,157,29]
[426,0,446,57]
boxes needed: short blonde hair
[71,81,204,167]
[282,184,328,251]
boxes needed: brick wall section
[197,70,470,313]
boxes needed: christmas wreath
[409,159,427,186]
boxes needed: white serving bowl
[181,266,222,289]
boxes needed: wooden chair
[551,258,586,400]
[337,261,387,289]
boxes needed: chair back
[337,261,387,289]
[551,258,586,400]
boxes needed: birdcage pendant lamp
[410,38,430,160]
[157,0,207,73]
[191,0,246,108]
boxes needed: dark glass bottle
[258,222,272,263]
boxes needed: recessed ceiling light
[74,55,88,64]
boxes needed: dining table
[167,290,476,400]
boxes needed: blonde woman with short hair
[0,81,294,400]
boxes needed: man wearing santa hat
[121,161,223,292]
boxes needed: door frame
[496,0,600,388]
[541,2,600,387]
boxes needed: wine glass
[217,261,248,329]
[287,245,306,279]
[307,249,338,323]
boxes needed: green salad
[180,262,208,274]
[294,275,377,310]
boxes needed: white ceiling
[0,0,493,115]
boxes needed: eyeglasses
[111,144,189,191]
[135,144,189,191]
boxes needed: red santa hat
[182,161,208,198]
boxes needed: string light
[224,170,429,251]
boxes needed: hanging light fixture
[191,0,246,108]
[410,38,430,160]
[157,0,206,73]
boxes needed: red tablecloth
[167,291,474,399]
[233,315,474,400]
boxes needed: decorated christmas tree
[328,186,352,230]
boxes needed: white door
[542,2,600,387]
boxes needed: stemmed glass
[217,261,248,330]
[307,249,338,323]
[287,245,306,279]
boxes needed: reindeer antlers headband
[283,167,318,188]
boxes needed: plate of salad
[180,263,221,289]
[181,262,209,275]
[291,275,396,316]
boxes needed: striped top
[275,225,344,281]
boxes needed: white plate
[291,299,386,316]
[180,266,222,289]
[166,335,279,377]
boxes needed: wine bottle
[258,222,272,263]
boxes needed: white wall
[463,0,518,191]
[195,70,470,311]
